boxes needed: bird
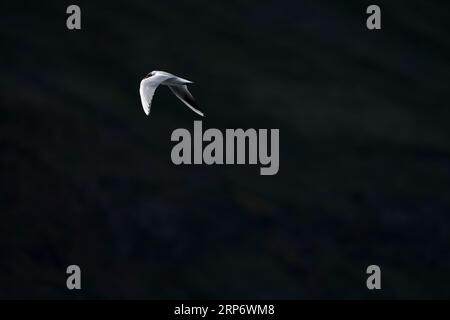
[139,70,204,117]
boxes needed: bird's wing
[168,85,204,117]
[139,74,170,115]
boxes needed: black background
[1,0,450,299]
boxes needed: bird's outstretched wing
[168,85,204,117]
[139,74,171,115]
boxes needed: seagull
[139,70,204,117]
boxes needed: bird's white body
[139,70,204,117]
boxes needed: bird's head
[145,71,156,79]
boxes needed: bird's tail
[172,77,193,85]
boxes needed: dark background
[1,0,450,299]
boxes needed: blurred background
[1,0,450,299]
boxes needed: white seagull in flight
[139,70,204,117]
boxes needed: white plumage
[139,70,204,117]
